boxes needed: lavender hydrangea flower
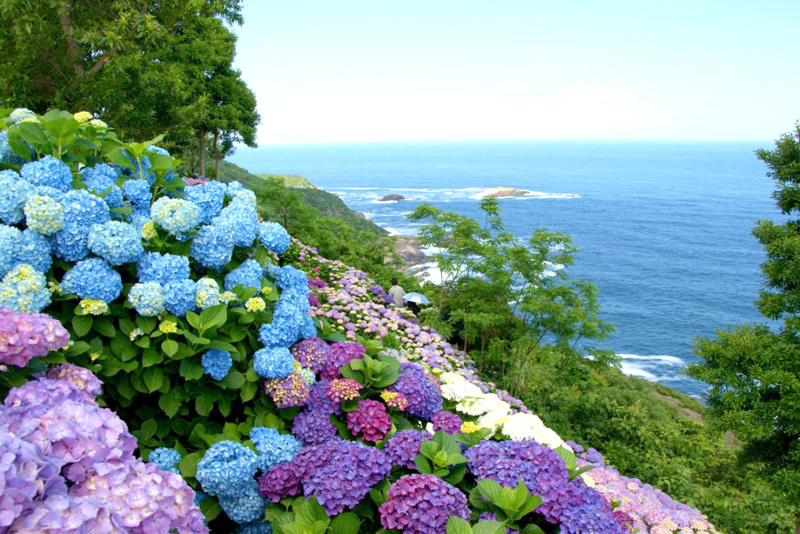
[291,410,337,445]
[379,474,469,533]
[0,308,69,368]
[319,341,366,380]
[384,430,432,470]
[202,349,233,380]
[46,364,102,398]
[388,363,442,420]
[259,440,391,516]
[60,258,122,303]
[432,411,463,434]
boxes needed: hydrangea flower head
[254,347,294,379]
[128,282,165,316]
[265,373,309,408]
[164,279,197,317]
[245,297,266,313]
[195,278,221,309]
[60,258,122,303]
[319,341,366,380]
[215,200,258,247]
[196,440,258,498]
[326,378,362,402]
[379,474,469,533]
[291,410,337,446]
[347,399,391,441]
[219,480,267,524]
[388,363,443,420]
[225,259,264,292]
[258,222,290,254]
[148,447,182,473]
[0,170,35,224]
[121,178,152,208]
[0,225,22,277]
[202,349,233,380]
[52,189,110,261]
[0,308,70,368]
[384,429,432,470]
[191,222,235,270]
[185,181,226,225]
[250,427,302,472]
[382,390,409,411]
[78,298,108,315]
[14,229,52,274]
[23,195,63,235]
[46,363,102,397]
[88,221,144,265]
[0,264,52,313]
[432,411,463,434]
[81,164,123,208]
[138,252,191,285]
[290,337,330,374]
[20,155,73,192]
[151,197,200,236]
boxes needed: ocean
[231,140,780,398]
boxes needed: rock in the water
[480,186,530,199]
[380,194,406,202]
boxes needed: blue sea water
[232,140,779,398]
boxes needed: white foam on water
[618,354,685,366]
[618,353,687,383]
[620,362,659,381]
[469,189,581,200]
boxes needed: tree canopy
[688,123,800,530]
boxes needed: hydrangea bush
[0,108,720,533]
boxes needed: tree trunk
[197,130,206,178]
[794,516,799,534]
[213,130,221,180]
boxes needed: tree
[687,123,800,532]
[0,0,250,156]
[408,199,613,356]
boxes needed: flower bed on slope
[0,108,718,533]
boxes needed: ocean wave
[329,186,580,204]
[618,353,685,366]
[469,189,581,200]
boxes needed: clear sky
[232,0,799,145]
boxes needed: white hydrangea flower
[501,413,546,441]
[439,371,465,384]
[441,380,483,402]
[476,409,512,436]
[456,392,510,416]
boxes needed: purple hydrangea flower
[384,430,432,470]
[265,373,309,408]
[319,341,366,380]
[431,411,463,434]
[388,363,442,420]
[45,363,102,398]
[290,337,330,374]
[0,308,69,368]
[379,474,469,534]
[305,380,343,416]
[291,410,337,445]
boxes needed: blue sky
[233,0,799,145]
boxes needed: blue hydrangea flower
[121,178,152,208]
[81,164,123,208]
[237,521,273,534]
[0,225,22,277]
[23,195,64,235]
[9,108,36,123]
[0,170,34,224]
[33,185,65,202]
[0,130,11,163]
[52,190,110,261]
[254,347,294,379]
[60,258,123,303]
[116,150,155,183]
[148,447,181,473]
[0,264,51,313]
[300,315,318,340]
[226,181,246,198]
[196,440,258,498]
[185,181,226,225]
[250,427,302,472]
[13,229,52,274]
[164,279,197,316]
[128,282,165,316]
[201,349,233,380]
[137,252,191,285]
[225,259,264,292]
[258,222,291,254]
[195,278,221,309]
[19,155,73,192]
[191,223,234,270]
[151,198,200,236]
[219,480,267,524]
[215,200,259,248]
[87,221,144,265]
